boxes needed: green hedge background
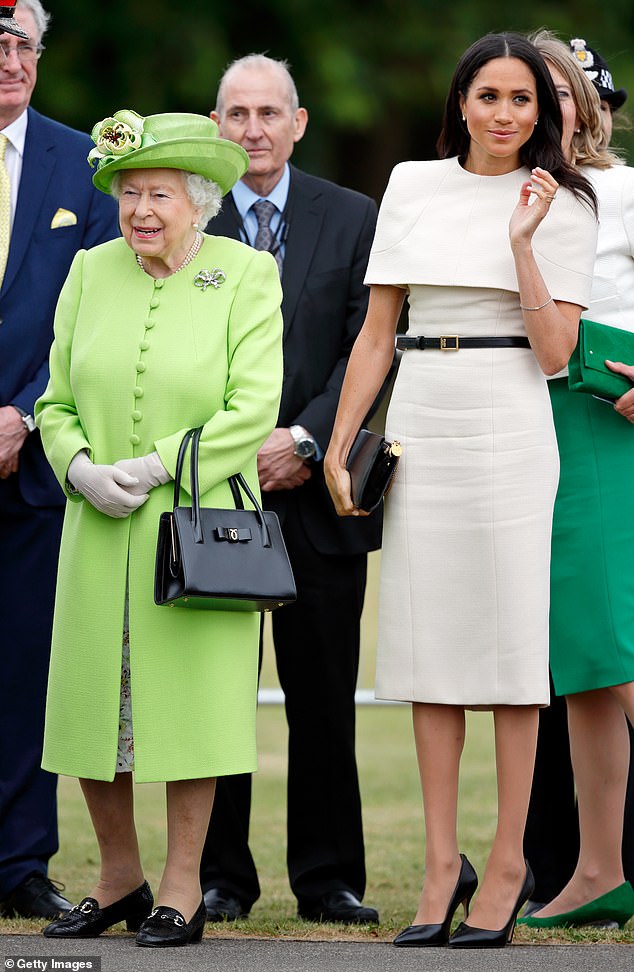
[32,0,634,200]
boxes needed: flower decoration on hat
[88,110,154,169]
[88,108,250,197]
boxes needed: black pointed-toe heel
[135,898,206,947]
[43,881,153,938]
[393,854,478,947]
[448,862,535,948]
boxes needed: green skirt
[549,378,634,695]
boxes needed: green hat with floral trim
[88,109,249,196]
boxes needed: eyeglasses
[0,42,45,64]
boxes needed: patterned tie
[0,134,10,287]
[252,199,283,273]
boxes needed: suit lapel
[281,167,324,337]
[210,199,242,242]
[210,169,325,339]
[1,109,56,298]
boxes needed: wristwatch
[289,424,316,460]
[13,405,36,433]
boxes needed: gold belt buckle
[440,335,459,350]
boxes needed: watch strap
[289,424,307,443]
[289,424,316,458]
[13,405,36,433]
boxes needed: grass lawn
[2,552,633,944]
[4,705,633,944]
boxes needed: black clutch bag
[345,428,402,513]
[155,427,297,611]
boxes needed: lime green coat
[35,235,283,783]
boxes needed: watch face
[295,438,316,459]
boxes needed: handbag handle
[172,427,272,548]
[172,428,196,508]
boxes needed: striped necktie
[0,134,10,286]
[252,199,283,273]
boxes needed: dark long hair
[436,33,597,214]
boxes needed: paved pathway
[2,935,633,972]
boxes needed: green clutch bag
[568,318,634,401]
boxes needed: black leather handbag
[154,427,296,611]
[346,428,402,514]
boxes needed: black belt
[396,335,531,351]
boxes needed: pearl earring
[462,114,466,122]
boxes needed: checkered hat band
[598,68,616,93]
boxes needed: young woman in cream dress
[326,33,597,949]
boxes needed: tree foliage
[33,0,634,199]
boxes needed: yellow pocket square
[51,208,77,229]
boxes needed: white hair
[184,172,222,225]
[110,169,223,226]
[16,0,51,41]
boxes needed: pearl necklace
[135,230,203,276]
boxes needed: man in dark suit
[0,0,119,919]
[200,54,381,924]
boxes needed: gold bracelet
[520,296,553,311]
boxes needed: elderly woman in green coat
[34,111,283,948]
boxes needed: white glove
[114,452,171,495]
[67,451,149,518]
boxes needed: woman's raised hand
[509,167,559,249]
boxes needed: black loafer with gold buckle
[43,881,153,938]
[135,899,206,947]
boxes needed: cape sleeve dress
[364,157,597,708]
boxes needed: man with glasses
[0,30,42,60]
[0,0,118,919]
